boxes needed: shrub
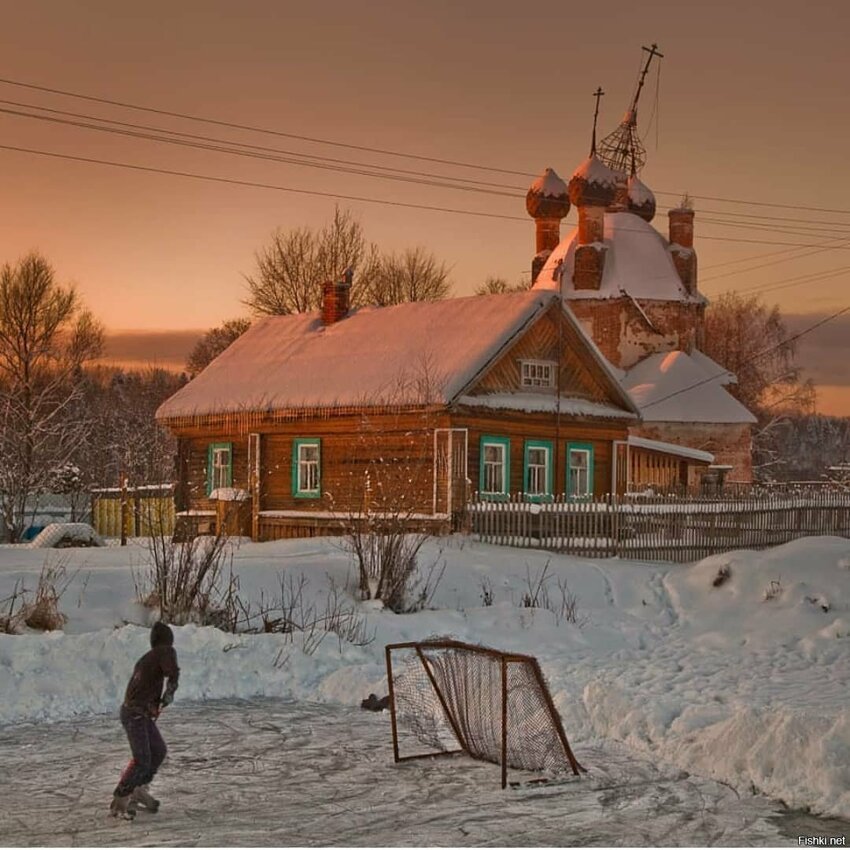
[135,527,238,626]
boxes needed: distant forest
[759,413,850,482]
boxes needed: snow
[26,523,104,549]
[571,154,621,188]
[533,211,704,303]
[457,393,636,419]
[627,174,655,207]
[627,435,714,464]
[0,535,849,822]
[156,291,560,419]
[208,488,249,501]
[529,167,567,198]
[622,350,758,424]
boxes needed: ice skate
[109,793,136,820]
[132,784,160,813]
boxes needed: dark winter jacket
[123,622,180,717]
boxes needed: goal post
[385,639,585,788]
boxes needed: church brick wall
[632,421,753,484]
[569,298,705,370]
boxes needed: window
[524,439,553,500]
[292,438,321,498]
[479,436,510,499]
[566,442,594,499]
[207,442,232,495]
[520,360,556,389]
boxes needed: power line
[3,74,850,218]
[0,75,535,178]
[0,97,526,194]
[0,142,530,222]
[641,305,850,411]
[6,141,850,257]
[8,99,850,244]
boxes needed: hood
[150,621,174,648]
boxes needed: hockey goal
[385,639,585,787]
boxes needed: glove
[161,683,176,709]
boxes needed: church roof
[533,211,706,304]
[621,350,757,424]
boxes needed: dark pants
[114,705,167,796]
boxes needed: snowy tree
[702,292,816,479]
[0,253,104,541]
[186,318,251,377]
[703,292,814,415]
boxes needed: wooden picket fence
[467,488,850,561]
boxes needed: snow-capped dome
[525,167,570,219]
[568,154,621,207]
[532,211,704,303]
[627,174,656,222]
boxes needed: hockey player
[110,621,180,819]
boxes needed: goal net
[385,639,585,787]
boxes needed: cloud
[99,330,203,372]
[783,313,850,386]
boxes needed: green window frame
[292,438,321,499]
[206,442,233,496]
[523,439,553,501]
[566,441,594,499]
[479,435,510,500]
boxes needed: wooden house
[156,285,713,540]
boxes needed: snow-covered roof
[621,350,757,424]
[529,167,567,198]
[571,155,620,188]
[627,435,714,464]
[158,290,625,420]
[456,393,636,420]
[533,211,706,303]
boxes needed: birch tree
[0,253,104,541]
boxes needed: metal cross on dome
[597,43,664,175]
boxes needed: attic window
[520,360,556,389]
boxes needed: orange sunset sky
[2,1,849,414]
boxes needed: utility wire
[0,142,529,222]
[2,74,850,217]
[5,141,850,255]
[641,305,850,411]
[0,75,535,178]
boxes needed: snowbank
[1,535,848,818]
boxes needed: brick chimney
[668,205,698,295]
[321,274,351,325]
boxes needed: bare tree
[186,318,251,377]
[702,292,815,480]
[244,208,452,315]
[244,207,379,315]
[363,247,451,307]
[703,292,815,415]
[475,275,527,296]
[0,253,104,541]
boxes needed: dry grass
[0,580,28,634]
[19,558,79,631]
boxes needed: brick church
[524,51,755,484]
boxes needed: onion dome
[525,167,570,220]
[568,154,620,208]
[626,174,656,222]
